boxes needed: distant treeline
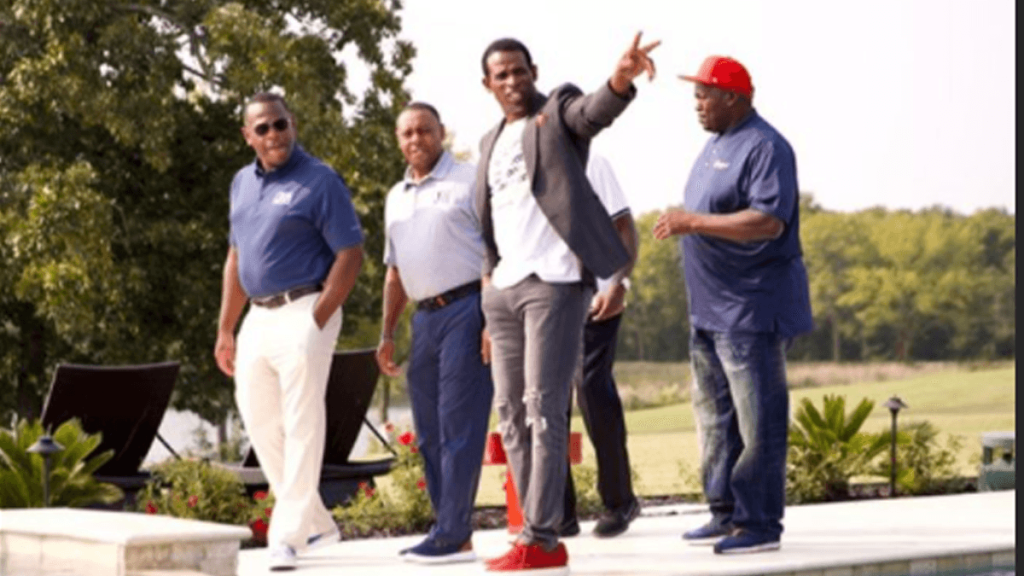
[619,197,1015,362]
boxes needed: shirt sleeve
[463,165,483,231]
[745,139,797,225]
[228,173,241,247]
[382,196,395,266]
[586,154,630,219]
[316,172,365,252]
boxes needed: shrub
[248,490,275,545]
[570,464,603,517]
[331,428,431,537]
[786,394,890,503]
[0,417,122,508]
[871,421,967,495]
[136,458,251,526]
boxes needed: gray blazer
[475,82,634,283]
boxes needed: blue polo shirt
[229,145,363,298]
[680,110,813,337]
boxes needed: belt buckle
[433,295,447,308]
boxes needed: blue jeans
[689,328,789,538]
[407,293,494,546]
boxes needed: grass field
[465,363,1015,506]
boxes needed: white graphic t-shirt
[487,119,581,289]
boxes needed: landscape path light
[27,432,64,507]
[883,395,908,497]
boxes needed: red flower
[264,507,273,518]
[250,518,268,539]
[398,431,415,446]
[187,494,198,508]
[253,491,268,501]
[410,445,419,454]
[358,481,376,498]
[416,477,426,491]
[384,422,395,433]
[145,501,157,514]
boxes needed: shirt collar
[403,151,454,189]
[715,109,759,141]
[254,144,306,177]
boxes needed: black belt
[251,284,322,309]
[417,281,481,311]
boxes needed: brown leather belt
[417,280,482,312]
[250,284,322,309]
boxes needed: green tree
[839,209,949,360]
[619,211,690,361]
[0,1,413,427]
[834,206,1015,361]
[800,203,878,361]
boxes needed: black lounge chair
[40,361,180,498]
[226,348,395,507]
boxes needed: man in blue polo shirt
[214,92,364,571]
[376,102,493,564]
[654,56,813,555]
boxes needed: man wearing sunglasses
[214,92,364,571]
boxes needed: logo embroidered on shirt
[712,159,730,170]
[271,191,293,205]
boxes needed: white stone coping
[0,508,251,545]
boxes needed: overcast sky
[393,0,1015,217]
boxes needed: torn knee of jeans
[524,416,547,431]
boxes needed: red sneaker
[485,542,524,569]
[486,541,568,574]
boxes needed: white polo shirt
[487,119,581,289]
[383,152,485,301]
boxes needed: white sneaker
[269,544,297,571]
[306,527,341,551]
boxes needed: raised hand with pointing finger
[610,32,661,95]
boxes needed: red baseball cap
[679,56,754,99]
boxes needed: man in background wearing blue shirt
[214,93,364,571]
[377,102,493,565]
[653,56,813,555]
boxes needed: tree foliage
[0,0,413,425]
[621,200,1014,363]
[618,211,690,361]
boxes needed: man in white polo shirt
[376,102,494,565]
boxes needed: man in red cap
[653,56,813,555]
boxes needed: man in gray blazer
[476,34,658,574]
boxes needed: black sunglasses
[253,117,290,136]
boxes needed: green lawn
[469,365,1015,506]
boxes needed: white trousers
[234,293,342,550]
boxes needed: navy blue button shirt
[229,145,364,298]
[680,110,813,337]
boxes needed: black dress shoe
[593,499,641,538]
[558,518,581,537]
